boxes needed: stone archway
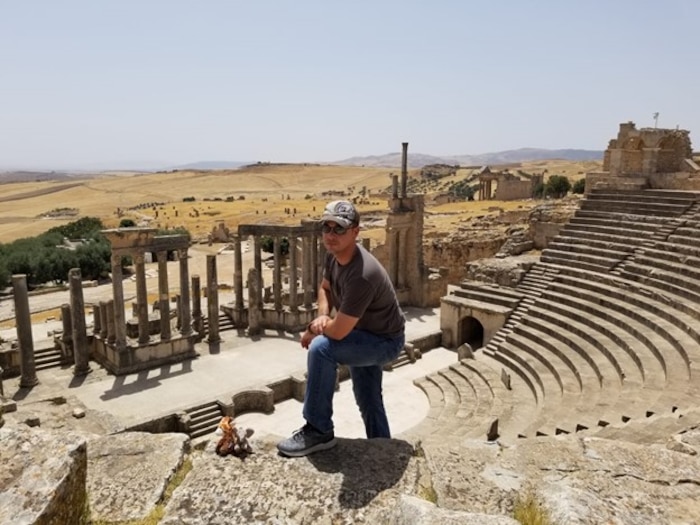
[458,316,484,350]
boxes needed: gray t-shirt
[323,244,405,336]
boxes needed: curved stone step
[543,285,693,384]
[532,295,648,387]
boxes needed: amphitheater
[3,122,700,524]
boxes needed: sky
[1,1,699,171]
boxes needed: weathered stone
[424,436,700,524]
[87,431,189,522]
[72,408,86,419]
[161,437,418,524]
[390,495,520,525]
[0,427,88,525]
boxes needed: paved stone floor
[2,306,458,441]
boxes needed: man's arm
[306,278,359,341]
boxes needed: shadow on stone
[307,437,413,509]
[99,360,193,401]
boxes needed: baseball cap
[320,200,360,228]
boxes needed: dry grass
[0,160,601,243]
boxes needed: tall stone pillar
[398,229,407,289]
[192,275,203,335]
[110,254,127,351]
[60,303,73,358]
[99,300,108,339]
[92,304,101,336]
[178,248,192,336]
[289,235,298,312]
[233,235,244,310]
[135,252,150,344]
[392,175,399,199]
[401,142,408,198]
[106,300,116,344]
[206,254,220,343]
[69,268,91,376]
[302,235,313,309]
[273,236,282,311]
[388,231,399,287]
[247,267,261,336]
[253,235,263,299]
[157,250,171,341]
[12,275,38,388]
[311,236,319,295]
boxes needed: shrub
[572,178,586,194]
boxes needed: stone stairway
[34,345,64,371]
[201,312,235,334]
[411,189,700,446]
[183,400,224,439]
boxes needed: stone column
[388,230,399,287]
[157,250,171,341]
[134,252,150,344]
[12,274,38,388]
[273,236,282,311]
[398,229,407,289]
[392,175,399,199]
[99,300,108,339]
[311,235,319,296]
[302,235,313,309]
[253,235,263,301]
[106,300,116,344]
[247,267,261,336]
[289,235,298,312]
[192,275,203,335]
[178,248,192,336]
[60,303,73,358]
[234,235,244,310]
[206,254,220,343]
[401,142,408,198]
[69,268,91,376]
[92,304,101,336]
[110,254,126,351]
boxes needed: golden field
[0,160,600,246]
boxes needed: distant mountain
[334,148,603,168]
[170,160,251,170]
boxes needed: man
[277,200,406,457]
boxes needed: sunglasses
[321,224,351,235]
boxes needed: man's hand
[308,315,331,336]
[300,329,316,349]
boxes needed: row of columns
[108,248,193,348]
[230,231,322,314]
[478,179,494,201]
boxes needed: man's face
[321,220,358,254]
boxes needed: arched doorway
[459,316,484,350]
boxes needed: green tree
[572,178,586,194]
[545,175,571,198]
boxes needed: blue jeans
[302,329,405,439]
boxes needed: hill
[336,148,603,168]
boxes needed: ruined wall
[494,179,533,201]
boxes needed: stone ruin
[477,166,543,201]
[586,120,700,191]
[8,126,700,523]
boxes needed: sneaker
[277,424,337,457]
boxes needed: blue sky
[1,1,698,170]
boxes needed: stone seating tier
[542,284,691,380]
[579,199,691,217]
[540,263,700,362]
[617,265,700,322]
[586,190,698,206]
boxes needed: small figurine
[215,416,254,457]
